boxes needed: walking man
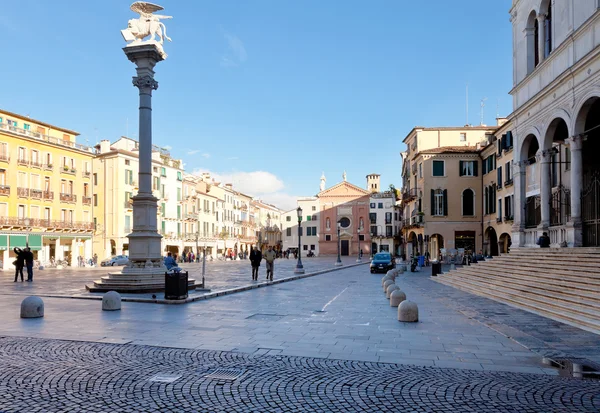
[13,247,25,282]
[249,246,262,281]
[24,247,34,282]
[264,245,276,281]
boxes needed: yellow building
[0,109,95,268]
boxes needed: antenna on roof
[480,97,487,126]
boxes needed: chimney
[99,140,111,154]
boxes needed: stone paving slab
[0,337,597,412]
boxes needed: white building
[281,196,320,256]
[509,0,600,247]
[367,174,400,254]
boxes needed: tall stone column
[566,135,584,247]
[537,13,547,64]
[539,149,552,230]
[512,160,526,247]
[123,44,165,270]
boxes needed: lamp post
[335,222,343,266]
[356,226,362,263]
[294,206,304,274]
[23,218,31,248]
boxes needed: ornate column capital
[133,75,159,91]
[566,135,585,151]
[539,149,554,162]
[512,160,526,175]
[537,12,547,22]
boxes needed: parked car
[370,253,396,273]
[101,255,129,266]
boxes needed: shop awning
[9,235,27,249]
[0,235,7,250]
[28,234,42,251]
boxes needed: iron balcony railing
[59,193,77,203]
[0,123,96,154]
[0,217,94,230]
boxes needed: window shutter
[459,161,464,177]
[473,161,478,176]
[430,189,435,215]
[442,189,448,216]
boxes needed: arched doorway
[576,97,600,246]
[544,118,571,228]
[407,231,417,257]
[485,227,499,256]
[429,234,444,260]
[499,233,512,254]
[110,239,116,256]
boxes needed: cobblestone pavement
[0,257,344,300]
[0,337,597,413]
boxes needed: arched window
[544,3,552,57]
[534,17,540,67]
[462,189,475,216]
[526,11,539,74]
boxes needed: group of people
[249,246,277,281]
[13,247,34,282]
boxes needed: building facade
[509,0,600,247]
[0,110,95,268]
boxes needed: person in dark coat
[249,247,262,281]
[13,247,25,282]
[24,247,34,282]
[537,232,551,248]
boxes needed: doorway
[341,240,349,256]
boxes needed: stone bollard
[20,296,44,318]
[398,300,419,322]
[390,289,407,307]
[383,279,394,293]
[102,291,122,311]
[386,284,400,299]
[386,270,396,281]
[381,275,393,286]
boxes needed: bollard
[390,289,407,307]
[102,291,122,311]
[20,296,44,318]
[398,300,419,322]
[381,275,393,286]
[383,279,394,292]
[386,284,400,298]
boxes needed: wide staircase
[435,248,600,335]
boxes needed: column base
[566,219,583,247]
[335,261,343,267]
[511,223,526,248]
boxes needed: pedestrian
[24,247,34,282]
[93,253,98,266]
[249,246,262,281]
[164,252,177,270]
[537,232,550,248]
[264,245,276,281]
[13,247,25,282]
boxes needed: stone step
[472,259,600,277]
[494,255,600,266]
[96,278,197,285]
[468,262,600,284]
[436,275,600,335]
[442,269,600,312]
[86,280,199,294]
[509,247,600,255]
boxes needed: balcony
[124,199,133,209]
[184,213,197,221]
[30,160,43,169]
[82,196,92,206]
[17,157,29,166]
[496,217,502,223]
[43,164,54,171]
[43,191,54,200]
[17,187,29,198]
[0,122,96,154]
[0,217,94,231]
[0,153,9,163]
[30,189,43,199]
[402,188,418,202]
[61,167,77,175]
[83,171,91,178]
[59,193,77,203]
[0,185,10,196]
[504,178,513,187]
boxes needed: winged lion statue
[122,2,172,46]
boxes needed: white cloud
[187,150,200,155]
[201,153,211,159]
[221,32,247,67]
[192,169,297,211]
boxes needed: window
[483,155,496,174]
[459,160,477,177]
[359,235,365,241]
[386,226,393,237]
[338,217,350,228]
[544,4,552,58]
[385,212,392,224]
[306,215,311,221]
[312,214,317,220]
[177,188,181,201]
[286,228,291,236]
[497,166,503,189]
[498,199,502,221]
[370,202,375,208]
[418,163,422,178]
[177,205,181,219]
[177,171,182,181]
[18,147,27,162]
[286,216,291,222]
[125,169,133,184]
[160,167,166,177]
[307,227,317,236]
[325,235,331,241]
[125,159,130,166]
[125,216,131,233]
[153,176,159,191]
[161,202,166,217]
[462,189,475,216]
[93,173,98,185]
[303,245,308,251]
[505,162,513,186]
[310,244,315,250]
[460,132,466,142]
[432,160,445,177]
[312,206,316,211]
[378,202,383,209]
[369,213,376,224]
[431,189,447,216]
[484,185,497,215]
[93,194,98,206]
[505,195,514,220]
[370,226,378,236]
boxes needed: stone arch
[541,109,572,150]
[485,226,499,256]
[573,92,600,135]
[429,233,444,260]
[519,131,541,163]
[499,233,512,254]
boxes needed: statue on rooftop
[121,2,172,48]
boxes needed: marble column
[537,13,547,64]
[524,27,536,74]
[512,160,526,247]
[539,149,552,230]
[123,44,166,271]
[566,135,584,247]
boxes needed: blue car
[370,253,396,273]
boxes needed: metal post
[295,218,304,274]
[356,227,362,263]
[202,245,206,288]
[335,224,342,266]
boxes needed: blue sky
[1,0,512,210]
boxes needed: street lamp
[294,206,304,274]
[335,222,343,266]
[356,225,362,263]
[24,218,31,248]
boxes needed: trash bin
[418,256,425,267]
[431,261,442,276]
[165,271,189,300]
